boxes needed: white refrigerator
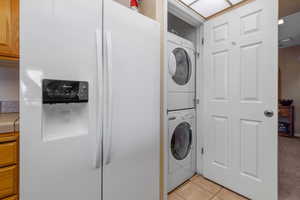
[20,0,160,199]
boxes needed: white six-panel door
[203,0,278,199]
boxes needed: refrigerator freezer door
[20,0,102,199]
[103,1,160,200]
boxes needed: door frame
[162,1,205,200]
[163,0,278,199]
[196,23,205,176]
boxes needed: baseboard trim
[294,133,300,138]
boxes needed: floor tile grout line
[169,175,247,200]
[191,175,248,200]
[173,180,191,200]
[174,190,186,200]
[174,180,214,200]
[189,176,223,197]
[190,181,219,196]
[175,178,223,200]
[208,187,223,200]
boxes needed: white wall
[0,62,19,101]
[114,0,129,7]
[279,45,300,134]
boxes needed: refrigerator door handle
[104,31,113,165]
[95,29,103,169]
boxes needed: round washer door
[168,48,192,86]
[171,122,192,160]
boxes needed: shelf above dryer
[114,0,160,21]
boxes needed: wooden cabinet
[0,166,17,199]
[3,196,17,200]
[0,142,17,167]
[0,0,19,60]
[0,133,18,200]
[278,106,294,137]
[2,196,17,200]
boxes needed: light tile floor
[168,175,249,200]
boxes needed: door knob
[264,110,274,117]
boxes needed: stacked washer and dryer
[167,32,197,192]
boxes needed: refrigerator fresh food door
[102,1,160,200]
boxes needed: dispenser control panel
[43,79,88,104]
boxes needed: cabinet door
[0,142,17,167]
[3,195,17,200]
[0,165,18,198]
[0,0,19,58]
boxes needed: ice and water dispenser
[42,79,89,141]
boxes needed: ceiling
[178,0,300,19]
[279,11,300,48]
[279,0,300,18]
[278,0,300,48]
[179,0,247,18]
[175,0,300,48]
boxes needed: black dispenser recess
[42,79,88,104]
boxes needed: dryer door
[168,119,195,192]
[171,122,193,160]
[167,44,196,111]
[169,48,192,86]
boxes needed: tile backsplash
[0,101,19,113]
[0,62,19,102]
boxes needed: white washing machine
[167,33,196,111]
[168,109,196,192]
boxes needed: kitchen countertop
[0,113,19,134]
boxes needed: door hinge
[202,38,204,45]
[194,98,200,105]
[201,148,204,155]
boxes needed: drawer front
[3,195,17,200]
[0,166,17,199]
[0,142,17,167]
[279,108,290,117]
